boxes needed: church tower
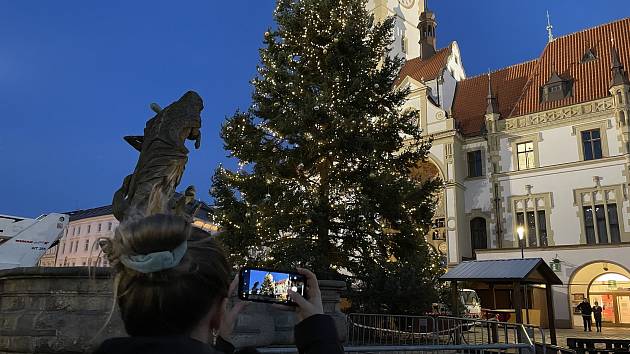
[367,0,426,60]
[418,0,437,60]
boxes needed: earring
[211,328,219,346]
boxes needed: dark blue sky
[1,1,627,217]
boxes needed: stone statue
[113,91,203,222]
[170,185,202,222]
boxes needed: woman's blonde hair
[101,214,229,336]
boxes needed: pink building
[38,203,219,267]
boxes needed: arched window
[470,217,488,251]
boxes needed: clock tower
[367,0,426,60]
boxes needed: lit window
[516,142,535,170]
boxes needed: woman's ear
[209,297,228,330]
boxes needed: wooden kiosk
[440,258,563,345]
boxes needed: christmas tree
[211,0,443,313]
[260,273,276,296]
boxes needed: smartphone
[238,267,306,306]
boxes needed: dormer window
[581,48,597,63]
[540,71,573,103]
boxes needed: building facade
[39,204,219,268]
[371,2,630,328]
[38,206,119,267]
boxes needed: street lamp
[517,226,525,259]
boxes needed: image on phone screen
[240,268,305,305]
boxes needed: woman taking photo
[94,214,343,354]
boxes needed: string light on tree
[211,0,443,315]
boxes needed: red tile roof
[452,60,537,136]
[396,44,452,85]
[452,17,630,136]
[511,17,630,116]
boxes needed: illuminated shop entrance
[570,262,630,327]
[589,273,630,326]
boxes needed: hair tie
[120,241,187,273]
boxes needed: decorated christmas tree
[211,0,443,313]
[260,273,276,296]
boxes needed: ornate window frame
[571,120,611,161]
[510,133,542,171]
[573,184,630,244]
[508,192,555,247]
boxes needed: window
[540,72,573,102]
[516,142,535,170]
[87,225,91,234]
[575,185,626,244]
[583,204,621,245]
[84,240,89,251]
[72,227,76,236]
[467,150,483,177]
[97,223,102,232]
[515,210,548,247]
[77,226,81,235]
[511,192,553,247]
[74,241,78,253]
[431,218,446,240]
[581,129,603,160]
[61,242,65,254]
[470,217,487,250]
[108,222,113,231]
[581,48,597,63]
[401,36,407,54]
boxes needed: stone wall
[0,267,347,354]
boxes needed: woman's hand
[287,268,324,322]
[219,274,249,338]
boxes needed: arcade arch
[410,159,447,264]
[569,261,630,327]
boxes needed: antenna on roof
[546,11,554,43]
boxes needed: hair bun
[110,214,191,270]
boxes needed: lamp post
[517,226,525,259]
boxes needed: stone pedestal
[0,267,124,354]
[0,268,347,353]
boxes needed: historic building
[38,206,119,267]
[373,1,630,329]
[39,203,219,268]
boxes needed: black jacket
[94,314,343,354]
[577,302,592,316]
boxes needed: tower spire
[417,0,437,60]
[486,73,499,115]
[610,40,630,87]
[546,11,554,43]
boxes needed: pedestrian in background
[593,301,603,332]
[576,298,593,332]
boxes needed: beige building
[38,206,118,267]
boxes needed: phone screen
[239,268,306,305]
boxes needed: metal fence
[258,314,549,353]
